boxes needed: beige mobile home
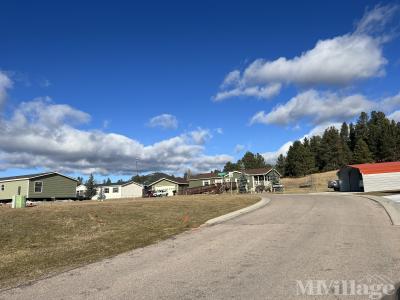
[0,172,78,201]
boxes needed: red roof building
[338,162,400,192]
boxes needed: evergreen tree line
[275,111,400,177]
[223,151,272,172]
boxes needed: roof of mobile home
[0,172,78,183]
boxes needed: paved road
[2,194,400,299]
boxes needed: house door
[17,186,21,195]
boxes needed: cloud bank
[0,73,232,175]
[214,4,398,101]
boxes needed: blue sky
[0,0,399,180]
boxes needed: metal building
[337,162,400,192]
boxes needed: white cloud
[214,4,398,101]
[250,90,375,126]
[214,83,281,101]
[0,71,12,108]
[380,92,400,111]
[221,70,241,88]
[304,122,342,137]
[388,110,400,122]
[355,4,399,36]
[262,141,293,164]
[147,114,178,129]
[234,144,245,153]
[241,35,385,86]
[215,128,223,134]
[0,99,232,175]
[189,128,212,145]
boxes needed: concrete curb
[202,196,271,226]
[361,195,400,226]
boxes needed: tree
[237,151,268,170]
[355,112,369,142]
[319,127,347,171]
[106,178,112,185]
[352,139,373,164]
[76,176,83,185]
[367,111,396,162]
[310,135,323,171]
[117,179,124,184]
[285,141,314,177]
[349,123,357,151]
[238,163,248,193]
[223,161,237,172]
[340,122,350,144]
[85,174,97,199]
[275,154,286,175]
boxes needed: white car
[153,190,169,197]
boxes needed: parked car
[328,180,340,191]
[153,190,169,197]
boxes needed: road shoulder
[360,195,400,225]
[203,196,270,226]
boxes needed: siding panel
[363,172,400,192]
[0,180,29,200]
[121,182,143,198]
[29,174,77,199]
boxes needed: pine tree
[106,178,112,185]
[223,161,237,172]
[340,122,352,165]
[352,139,373,164]
[238,163,248,193]
[355,112,369,142]
[85,174,97,199]
[340,122,349,144]
[275,154,286,175]
[76,176,83,185]
[302,138,316,174]
[320,127,347,171]
[310,135,323,171]
[349,123,357,151]
[285,141,314,177]
[237,151,268,169]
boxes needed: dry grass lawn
[280,170,338,193]
[0,194,259,289]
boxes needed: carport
[338,162,400,193]
[337,166,364,192]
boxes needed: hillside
[280,170,338,193]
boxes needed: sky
[0,0,400,180]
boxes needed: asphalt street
[2,194,400,299]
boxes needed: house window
[203,180,210,186]
[113,187,119,193]
[34,181,43,193]
[104,188,109,193]
[1,184,4,191]
[215,179,223,184]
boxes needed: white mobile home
[91,180,143,200]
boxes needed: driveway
[2,194,400,299]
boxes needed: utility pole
[135,157,139,176]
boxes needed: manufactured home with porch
[188,168,281,193]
